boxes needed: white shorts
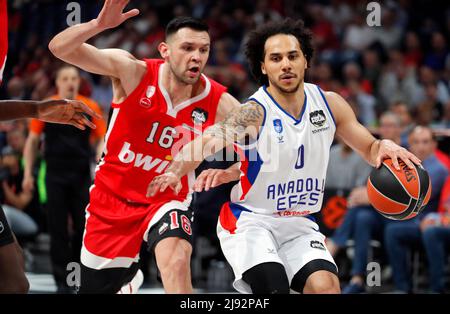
[217,210,337,294]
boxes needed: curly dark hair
[245,18,314,86]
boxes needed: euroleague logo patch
[191,107,208,125]
[309,110,326,127]
[139,85,156,108]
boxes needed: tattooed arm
[146,101,264,196]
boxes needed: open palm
[96,0,140,30]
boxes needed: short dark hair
[165,17,209,39]
[245,18,314,86]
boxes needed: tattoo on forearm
[204,101,263,142]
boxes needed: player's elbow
[48,39,60,56]
[48,38,68,59]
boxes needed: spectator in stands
[421,209,450,293]
[390,101,415,147]
[402,31,423,68]
[343,9,376,52]
[378,49,420,108]
[1,146,39,240]
[373,6,403,50]
[362,49,382,98]
[321,137,372,238]
[384,126,448,293]
[415,66,450,107]
[416,82,446,126]
[326,111,404,294]
[424,32,449,72]
[341,62,376,126]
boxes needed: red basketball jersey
[0,0,8,83]
[94,59,226,204]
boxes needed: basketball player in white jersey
[147,19,421,294]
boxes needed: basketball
[367,158,432,220]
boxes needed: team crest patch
[273,119,283,133]
[273,119,284,143]
[146,85,156,98]
[191,108,208,125]
[139,86,156,108]
[309,110,326,127]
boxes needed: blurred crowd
[0,0,450,293]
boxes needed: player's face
[56,67,80,99]
[261,34,307,93]
[166,28,210,85]
[408,129,435,161]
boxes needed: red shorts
[81,184,191,270]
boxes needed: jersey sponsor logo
[267,178,325,211]
[276,210,311,217]
[118,141,170,173]
[191,108,208,125]
[159,222,169,235]
[310,240,326,251]
[273,119,284,143]
[309,110,326,127]
[139,97,152,108]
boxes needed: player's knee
[159,248,191,280]
[243,262,290,294]
[304,275,340,294]
[291,260,339,294]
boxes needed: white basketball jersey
[230,83,336,217]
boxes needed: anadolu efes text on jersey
[94,59,226,204]
[230,83,336,217]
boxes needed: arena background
[0,0,449,294]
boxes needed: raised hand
[37,99,102,130]
[95,0,140,30]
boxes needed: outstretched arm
[146,101,264,197]
[326,91,421,169]
[0,99,102,129]
[193,162,241,192]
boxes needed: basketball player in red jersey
[0,0,101,294]
[48,0,240,293]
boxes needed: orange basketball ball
[367,158,431,220]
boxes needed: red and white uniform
[81,59,226,269]
[0,0,8,83]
